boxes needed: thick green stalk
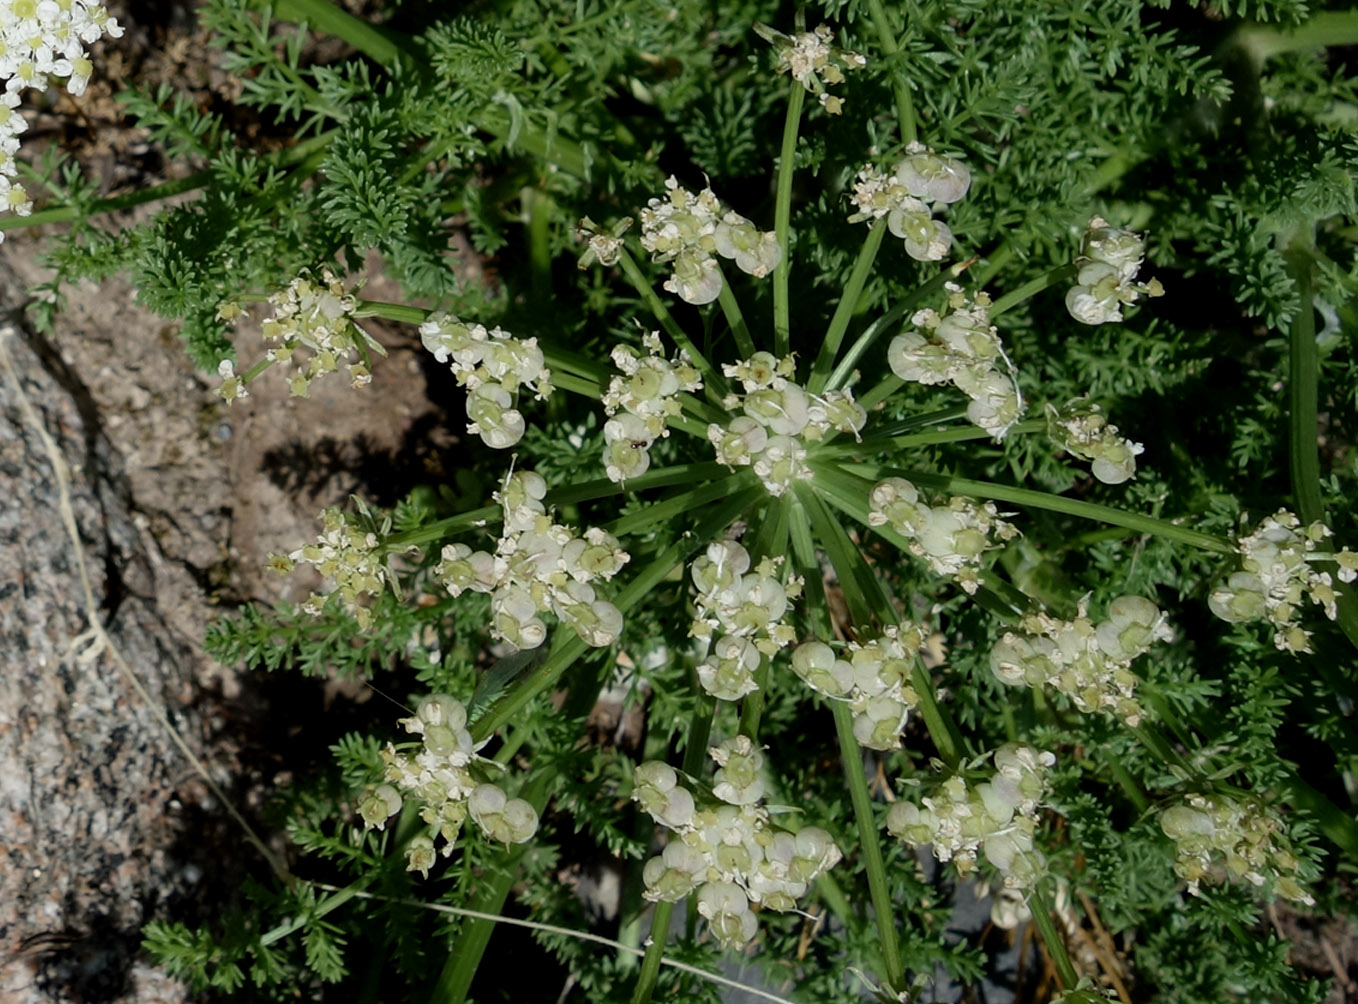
[1236,11,1358,64]
[1283,242,1358,649]
[629,901,676,1004]
[864,0,917,144]
[1027,882,1079,990]
[910,662,962,770]
[717,273,756,358]
[987,264,1076,318]
[772,84,806,357]
[1284,243,1322,526]
[430,775,551,1003]
[274,0,407,64]
[808,219,886,393]
[831,701,905,993]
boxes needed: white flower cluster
[216,268,380,403]
[419,313,553,449]
[640,176,781,305]
[790,626,925,749]
[272,506,391,630]
[1160,792,1313,905]
[847,144,971,261]
[708,351,866,496]
[434,469,629,652]
[0,0,124,235]
[755,22,866,114]
[887,744,1055,888]
[689,540,800,701]
[868,477,1018,594]
[1045,400,1144,485]
[361,694,539,878]
[632,739,842,949]
[887,285,1022,438]
[601,332,703,483]
[1209,509,1358,654]
[989,596,1171,727]
[1065,216,1165,326]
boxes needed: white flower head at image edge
[0,0,124,241]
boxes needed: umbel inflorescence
[631,738,842,948]
[244,21,1342,948]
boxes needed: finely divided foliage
[8,0,1358,1001]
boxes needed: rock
[0,308,199,1004]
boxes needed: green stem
[1235,11,1358,64]
[864,0,917,144]
[824,259,973,394]
[3,131,335,233]
[987,264,1076,318]
[430,776,551,1003]
[772,84,805,357]
[616,248,724,393]
[814,418,1045,457]
[629,902,675,1004]
[910,662,962,770]
[831,701,905,993]
[809,219,886,394]
[1286,242,1321,526]
[607,473,752,539]
[1028,881,1079,990]
[1283,241,1358,648]
[717,272,756,358]
[274,0,407,65]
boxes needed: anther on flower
[754,23,866,114]
[869,478,1018,593]
[1065,216,1165,325]
[1046,399,1144,484]
[888,285,1023,439]
[432,465,629,651]
[1160,792,1314,905]
[989,597,1169,726]
[639,177,778,304]
[419,313,552,449]
[887,744,1054,888]
[1208,509,1356,653]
